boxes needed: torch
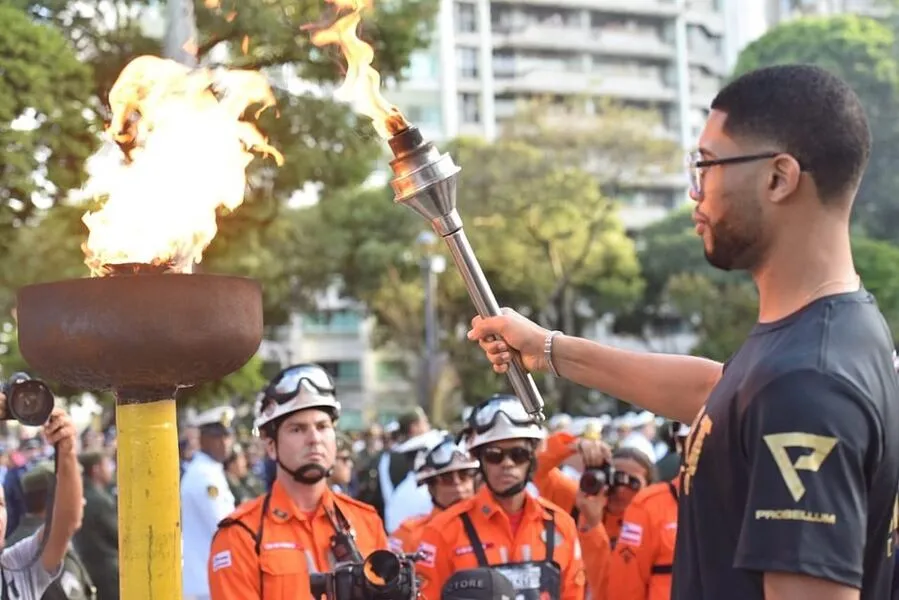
[309,1,546,422]
[387,126,546,422]
[15,56,280,600]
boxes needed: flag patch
[416,542,437,568]
[619,522,643,546]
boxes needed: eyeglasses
[480,446,532,466]
[434,470,476,485]
[265,365,336,403]
[470,396,535,434]
[685,150,782,198]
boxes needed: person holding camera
[388,434,479,554]
[207,364,388,600]
[606,423,689,600]
[0,406,83,600]
[415,395,585,600]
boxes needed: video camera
[0,372,54,426]
[309,550,419,600]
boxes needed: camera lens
[363,550,400,588]
[9,380,54,426]
[579,469,606,496]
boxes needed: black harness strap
[459,513,490,567]
[651,564,673,575]
[458,509,557,566]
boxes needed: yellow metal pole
[116,397,182,600]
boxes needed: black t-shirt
[673,289,899,599]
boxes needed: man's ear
[768,154,802,204]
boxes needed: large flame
[82,55,283,277]
[310,0,409,138]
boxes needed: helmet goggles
[265,365,336,404]
[470,396,535,434]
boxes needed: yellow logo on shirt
[763,433,837,502]
[682,408,712,495]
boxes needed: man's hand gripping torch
[387,126,546,423]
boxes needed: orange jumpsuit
[607,480,679,600]
[388,508,438,554]
[534,431,624,545]
[207,480,388,600]
[415,485,586,600]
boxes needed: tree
[306,99,677,418]
[0,5,96,246]
[0,0,437,403]
[733,15,899,242]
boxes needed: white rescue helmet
[414,434,480,485]
[253,363,342,431]
[467,395,545,451]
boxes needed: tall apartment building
[388,0,734,229]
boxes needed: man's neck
[753,218,858,323]
[495,491,526,514]
[278,474,327,513]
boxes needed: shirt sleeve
[1,531,62,597]
[208,525,260,600]
[415,522,453,600]
[735,369,876,587]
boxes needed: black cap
[440,568,515,600]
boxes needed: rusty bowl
[16,273,263,398]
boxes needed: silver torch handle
[441,228,546,423]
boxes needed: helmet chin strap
[278,460,332,485]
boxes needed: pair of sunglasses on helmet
[469,395,536,434]
[425,439,474,471]
[264,365,336,403]
[579,465,643,496]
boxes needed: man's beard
[703,205,764,272]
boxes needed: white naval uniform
[181,451,235,599]
[0,531,62,600]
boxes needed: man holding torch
[468,65,899,600]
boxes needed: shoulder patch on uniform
[619,522,643,546]
[212,550,232,572]
[207,485,219,499]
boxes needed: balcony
[493,69,677,103]
[491,0,678,15]
[492,24,675,59]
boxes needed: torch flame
[82,55,283,277]
[310,0,409,138]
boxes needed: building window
[376,360,408,382]
[456,2,477,33]
[457,47,479,79]
[459,93,480,124]
[302,310,362,334]
[319,361,362,384]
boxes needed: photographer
[207,364,388,600]
[0,406,83,599]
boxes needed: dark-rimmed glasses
[686,150,780,197]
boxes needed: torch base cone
[116,397,182,600]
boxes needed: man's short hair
[711,64,871,204]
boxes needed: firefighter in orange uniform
[415,395,586,600]
[207,364,389,600]
[388,434,479,554]
[606,423,687,600]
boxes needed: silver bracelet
[544,330,562,377]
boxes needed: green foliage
[0,5,96,230]
[732,15,899,242]
[0,0,437,403]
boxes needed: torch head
[388,127,461,237]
